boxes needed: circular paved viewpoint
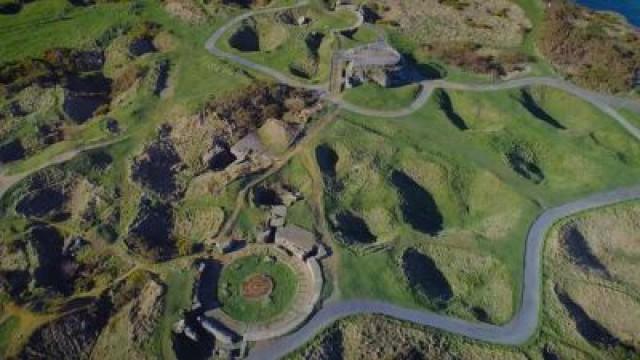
[208,245,323,343]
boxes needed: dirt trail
[0,138,126,200]
[212,109,339,243]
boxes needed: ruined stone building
[329,40,409,93]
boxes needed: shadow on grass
[402,248,453,307]
[436,90,468,130]
[391,170,443,236]
[518,88,565,130]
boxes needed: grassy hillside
[317,85,640,323]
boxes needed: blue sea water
[576,0,640,27]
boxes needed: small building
[230,133,266,162]
[275,225,317,259]
[269,205,288,228]
[329,40,412,93]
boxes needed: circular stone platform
[218,253,298,323]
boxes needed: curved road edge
[204,1,640,128]
[248,184,640,360]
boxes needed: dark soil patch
[229,23,260,52]
[305,32,324,58]
[63,94,109,124]
[555,287,632,351]
[253,185,282,206]
[506,147,544,184]
[64,72,110,94]
[126,197,176,261]
[391,170,443,236]
[316,143,338,179]
[172,314,215,360]
[20,297,112,360]
[0,138,25,163]
[153,60,170,95]
[331,211,376,245]
[69,50,105,73]
[38,122,65,146]
[196,259,223,311]
[222,0,270,8]
[131,138,183,201]
[0,0,21,14]
[437,90,467,130]
[518,89,565,130]
[15,187,67,219]
[302,325,344,360]
[28,225,78,295]
[105,117,120,134]
[129,37,156,57]
[361,5,382,23]
[542,345,560,360]
[0,270,30,299]
[471,306,489,323]
[560,224,610,276]
[68,0,93,7]
[402,248,453,306]
[62,73,111,124]
[208,142,236,171]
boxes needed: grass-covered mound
[219,3,360,82]
[543,202,640,358]
[218,253,298,323]
[321,83,640,320]
[342,83,421,111]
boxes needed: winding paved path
[206,2,640,138]
[246,185,640,359]
[3,1,637,358]
[205,2,640,359]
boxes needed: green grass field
[0,0,134,63]
[0,0,252,178]
[217,2,358,83]
[342,83,421,111]
[219,254,298,323]
[620,109,640,129]
[149,269,195,360]
[0,316,19,356]
[2,0,640,357]
[319,84,640,321]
